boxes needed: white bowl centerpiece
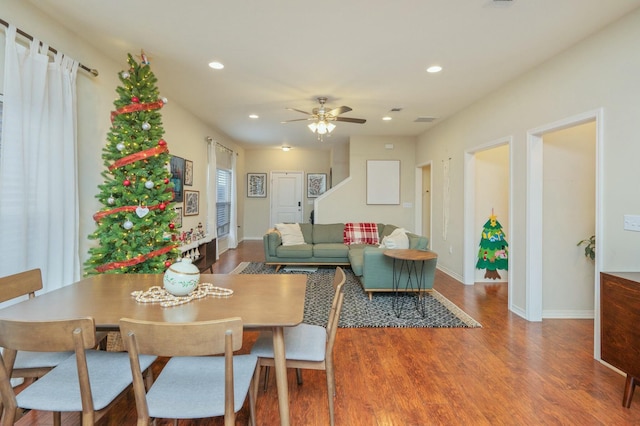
[163,258,200,296]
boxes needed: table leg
[272,326,290,426]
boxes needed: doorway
[270,171,304,227]
[526,109,602,358]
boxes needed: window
[216,168,232,237]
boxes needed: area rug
[231,262,481,328]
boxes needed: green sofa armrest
[263,230,282,258]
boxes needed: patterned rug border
[230,262,481,328]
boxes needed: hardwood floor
[16,240,640,425]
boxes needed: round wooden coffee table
[383,249,438,318]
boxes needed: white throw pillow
[275,223,306,246]
[379,228,409,249]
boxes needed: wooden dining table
[0,273,307,426]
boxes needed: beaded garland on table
[131,283,233,307]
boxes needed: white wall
[2,0,245,265]
[416,9,640,315]
[316,135,418,230]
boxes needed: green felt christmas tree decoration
[476,212,509,280]
[84,52,179,275]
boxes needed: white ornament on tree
[141,122,151,131]
[135,206,150,218]
[123,220,134,230]
[145,180,154,189]
[107,196,115,205]
[116,142,125,151]
[121,71,130,79]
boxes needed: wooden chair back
[0,269,42,303]
[119,317,245,422]
[0,317,97,422]
[325,267,346,356]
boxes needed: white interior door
[270,171,303,227]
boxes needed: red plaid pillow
[343,223,379,245]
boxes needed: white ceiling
[28,0,640,150]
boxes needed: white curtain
[206,140,218,258]
[228,152,238,249]
[0,25,80,292]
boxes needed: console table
[600,272,640,407]
[179,236,216,273]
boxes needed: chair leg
[326,362,336,426]
[296,368,303,385]
[263,366,270,392]
[248,368,258,426]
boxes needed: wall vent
[390,107,403,112]
[414,116,437,123]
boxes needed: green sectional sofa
[263,223,437,299]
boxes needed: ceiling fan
[282,97,366,140]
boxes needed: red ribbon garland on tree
[110,99,165,123]
[92,203,166,222]
[108,143,168,171]
[95,245,177,273]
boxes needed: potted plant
[577,235,595,260]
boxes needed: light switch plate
[623,215,640,232]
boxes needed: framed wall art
[184,159,194,186]
[307,173,327,198]
[184,190,199,216]
[247,172,267,198]
[172,206,183,228]
[169,156,185,202]
[367,160,400,204]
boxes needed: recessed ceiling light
[382,116,392,121]
[426,65,442,73]
[208,61,224,70]
[249,114,259,119]
[282,146,291,152]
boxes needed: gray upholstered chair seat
[13,350,73,369]
[16,350,156,411]
[251,324,327,362]
[145,354,258,419]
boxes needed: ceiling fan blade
[335,116,366,124]
[281,118,314,123]
[286,107,312,116]
[328,106,352,116]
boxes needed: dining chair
[0,269,108,385]
[119,316,258,426]
[250,266,346,426]
[0,316,156,425]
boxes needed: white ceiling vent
[414,116,437,123]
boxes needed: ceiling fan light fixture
[308,122,318,132]
[316,121,328,134]
[327,122,336,132]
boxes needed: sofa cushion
[347,247,365,276]
[276,223,305,246]
[299,223,313,243]
[313,243,349,258]
[343,223,380,245]
[407,233,428,250]
[381,224,399,239]
[276,244,313,258]
[312,224,345,244]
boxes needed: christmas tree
[476,212,509,280]
[84,52,179,275]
